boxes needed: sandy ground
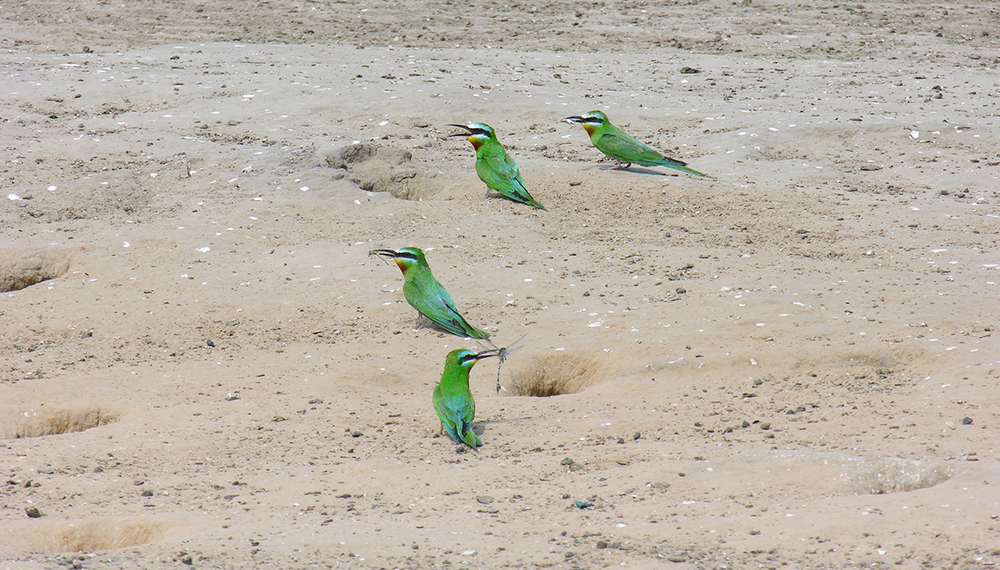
[2,1,1000,568]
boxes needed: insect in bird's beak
[480,334,528,393]
[368,249,397,265]
[474,349,500,360]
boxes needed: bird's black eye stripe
[460,353,478,365]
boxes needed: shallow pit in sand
[0,405,121,439]
[0,247,72,292]
[695,450,953,496]
[2,517,173,553]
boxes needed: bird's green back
[474,138,544,209]
[402,263,490,339]
[433,349,485,448]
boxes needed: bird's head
[369,247,427,274]
[449,348,498,370]
[564,110,607,135]
[447,123,495,150]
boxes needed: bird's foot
[611,161,632,170]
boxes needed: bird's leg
[414,312,425,331]
[611,160,632,170]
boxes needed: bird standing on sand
[565,110,706,176]
[369,247,491,340]
[447,123,545,209]
[433,348,497,449]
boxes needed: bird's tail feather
[673,164,707,177]
[462,429,482,448]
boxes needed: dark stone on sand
[560,457,582,471]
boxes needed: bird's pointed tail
[670,163,707,177]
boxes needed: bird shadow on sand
[576,163,689,177]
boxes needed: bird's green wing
[434,390,480,447]
[404,280,490,339]
[477,152,544,209]
[594,131,659,164]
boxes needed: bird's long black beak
[369,248,400,258]
[564,116,585,123]
[446,124,474,137]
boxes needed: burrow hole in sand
[0,247,72,293]
[0,406,121,439]
[505,352,609,397]
[325,143,441,201]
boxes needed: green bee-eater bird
[369,247,491,340]
[447,123,545,210]
[565,110,706,176]
[433,348,498,449]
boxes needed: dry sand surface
[2,1,1000,568]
